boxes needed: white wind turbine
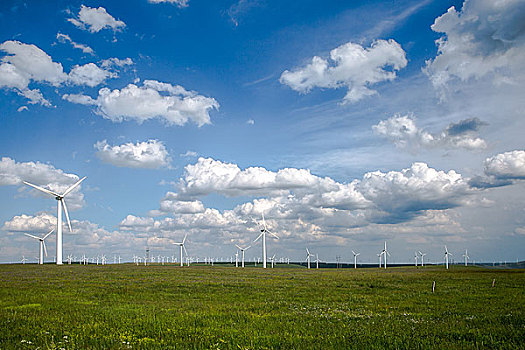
[269,254,276,268]
[463,249,469,266]
[172,234,188,267]
[21,256,28,264]
[253,213,279,268]
[444,245,452,269]
[414,252,419,267]
[235,244,251,268]
[418,251,426,267]
[382,241,390,269]
[23,176,86,265]
[235,251,239,267]
[24,229,54,265]
[306,248,312,269]
[352,250,360,269]
[377,252,382,268]
[314,253,320,269]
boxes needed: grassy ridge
[0,264,523,349]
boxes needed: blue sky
[1,0,524,264]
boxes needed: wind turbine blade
[182,234,187,244]
[23,181,60,197]
[261,213,267,230]
[387,251,391,257]
[352,250,356,255]
[356,253,360,256]
[445,245,448,253]
[245,245,251,250]
[43,228,55,240]
[235,244,242,250]
[61,199,72,232]
[62,176,86,197]
[306,248,310,255]
[254,232,263,242]
[43,241,48,257]
[183,245,188,256]
[24,233,41,240]
[268,230,279,239]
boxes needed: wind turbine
[352,250,360,269]
[414,252,419,267]
[21,256,28,264]
[306,248,312,269]
[235,244,251,268]
[253,213,279,268]
[269,254,276,268]
[235,251,239,267]
[24,229,54,265]
[377,252,383,268]
[172,234,187,267]
[382,241,390,269]
[463,249,469,266]
[418,251,426,267]
[444,245,452,269]
[23,176,86,265]
[314,254,320,269]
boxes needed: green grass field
[0,264,523,349]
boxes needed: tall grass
[0,265,523,349]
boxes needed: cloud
[357,162,471,221]
[373,115,487,150]
[68,63,116,87]
[152,192,205,215]
[484,150,525,180]
[100,57,133,69]
[280,39,407,104]
[180,150,198,157]
[56,33,94,55]
[246,119,255,125]
[94,139,171,169]
[0,157,86,210]
[0,40,68,105]
[148,0,189,7]
[3,213,56,233]
[63,80,219,126]
[17,106,28,112]
[424,0,525,94]
[68,5,126,33]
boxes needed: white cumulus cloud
[373,115,487,150]
[280,39,407,104]
[424,0,525,93]
[68,63,116,87]
[63,80,219,126]
[484,150,525,180]
[94,139,171,169]
[68,5,126,33]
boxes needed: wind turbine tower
[254,213,279,268]
[444,246,452,269]
[24,229,54,265]
[172,235,187,267]
[24,176,86,265]
[418,251,426,267]
[235,244,251,268]
[306,248,312,269]
[352,250,360,269]
[463,249,469,266]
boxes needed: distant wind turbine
[24,176,86,265]
[253,213,279,268]
[414,252,419,267]
[382,241,390,269]
[444,246,452,269]
[418,251,426,267]
[306,248,312,269]
[463,249,469,266]
[352,250,360,269]
[314,253,320,269]
[235,251,239,267]
[235,244,251,268]
[24,229,54,265]
[173,234,188,267]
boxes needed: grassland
[0,264,523,349]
